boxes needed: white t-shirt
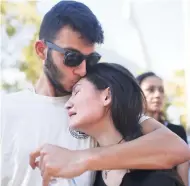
[1,89,150,186]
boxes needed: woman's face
[140,76,165,113]
[65,78,110,131]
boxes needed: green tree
[165,69,187,128]
[1,1,42,91]
[21,31,42,84]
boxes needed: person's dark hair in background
[136,72,188,186]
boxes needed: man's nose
[73,60,87,77]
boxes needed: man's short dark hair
[39,0,104,44]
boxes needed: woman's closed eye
[72,84,81,96]
[72,89,80,96]
[74,90,79,95]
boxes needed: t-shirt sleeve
[139,114,151,124]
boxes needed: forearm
[177,162,189,186]
[86,127,190,171]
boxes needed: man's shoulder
[3,89,30,97]
[2,89,32,108]
[1,90,31,133]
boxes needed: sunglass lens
[87,53,101,67]
[64,52,84,67]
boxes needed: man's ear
[35,40,47,60]
[102,87,112,107]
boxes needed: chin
[64,87,72,93]
[151,105,160,111]
[69,120,89,134]
[69,119,81,130]
[69,122,77,130]
[67,82,77,92]
[152,108,162,113]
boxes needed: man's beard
[44,49,70,96]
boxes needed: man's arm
[30,118,190,185]
[87,118,189,170]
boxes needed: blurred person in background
[137,72,189,186]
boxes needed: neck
[35,73,67,97]
[146,111,160,121]
[84,117,124,147]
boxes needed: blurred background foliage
[1,1,42,85]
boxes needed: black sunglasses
[45,41,101,67]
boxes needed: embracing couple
[1,1,189,186]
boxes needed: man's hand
[29,144,89,186]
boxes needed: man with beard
[1,1,189,186]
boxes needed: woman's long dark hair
[86,63,146,141]
[87,65,184,186]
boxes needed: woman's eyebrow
[72,83,81,91]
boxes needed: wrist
[78,148,98,172]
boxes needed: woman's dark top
[94,169,184,186]
[166,123,187,143]
[94,122,187,186]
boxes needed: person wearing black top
[94,169,183,186]
[166,122,187,143]
[136,72,188,186]
[65,63,184,186]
